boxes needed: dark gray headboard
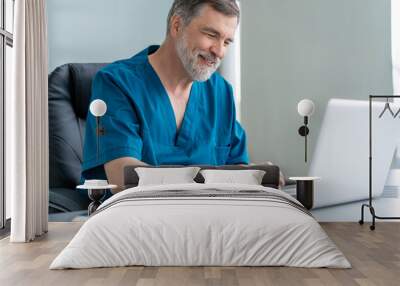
[123,164,280,189]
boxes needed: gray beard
[176,36,221,82]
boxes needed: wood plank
[0,222,399,286]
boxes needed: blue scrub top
[82,45,248,180]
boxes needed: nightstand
[289,177,320,210]
[77,181,117,215]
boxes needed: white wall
[241,0,393,177]
[392,0,400,95]
[47,0,173,72]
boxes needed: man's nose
[210,41,225,60]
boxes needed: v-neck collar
[145,46,198,147]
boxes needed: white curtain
[7,0,49,242]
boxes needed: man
[82,0,248,193]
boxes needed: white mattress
[50,183,350,269]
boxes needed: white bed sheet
[50,183,350,269]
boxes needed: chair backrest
[49,63,108,189]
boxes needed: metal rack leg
[359,204,376,230]
[360,202,400,230]
[369,206,376,231]
[359,204,366,225]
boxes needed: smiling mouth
[199,55,215,66]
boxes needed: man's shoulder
[202,72,234,102]
[97,58,145,78]
[96,47,151,80]
[206,72,231,89]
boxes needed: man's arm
[104,157,148,194]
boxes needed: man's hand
[104,157,148,194]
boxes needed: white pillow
[200,169,266,185]
[135,167,201,186]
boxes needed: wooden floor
[0,222,399,286]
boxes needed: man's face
[175,5,238,82]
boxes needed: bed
[50,165,350,269]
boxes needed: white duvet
[50,183,351,269]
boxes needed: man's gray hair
[166,0,240,35]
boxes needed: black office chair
[48,63,107,213]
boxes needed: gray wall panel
[241,0,392,176]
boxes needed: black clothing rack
[359,95,400,230]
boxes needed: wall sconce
[297,99,315,163]
[89,99,107,160]
[77,99,111,215]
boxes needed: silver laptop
[309,98,400,208]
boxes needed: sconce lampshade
[89,99,107,117]
[297,99,315,117]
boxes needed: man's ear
[170,15,183,38]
